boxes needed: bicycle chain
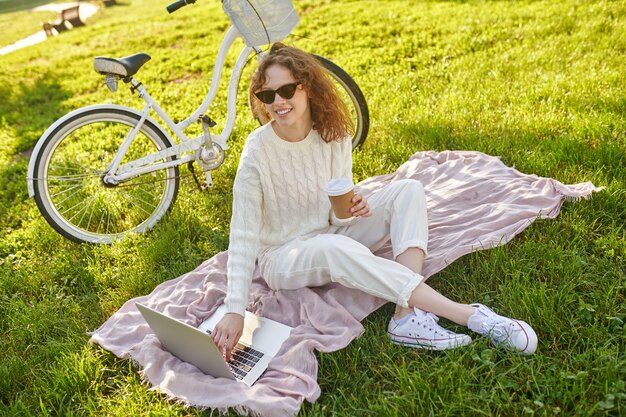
[112,167,212,189]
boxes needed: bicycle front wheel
[250,55,370,150]
[32,108,180,244]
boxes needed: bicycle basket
[222,0,299,47]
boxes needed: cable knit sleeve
[224,137,263,317]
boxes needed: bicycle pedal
[203,170,214,189]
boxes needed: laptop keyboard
[206,329,265,380]
[229,344,265,379]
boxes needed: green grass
[1,0,625,416]
[0,0,74,46]
[0,0,60,14]
[0,9,58,47]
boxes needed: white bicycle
[26,0,369,244]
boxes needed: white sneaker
[387,308,472,350]
[468,304,538,355]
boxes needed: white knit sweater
[224,123,353,316]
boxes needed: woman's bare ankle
[394,306,414,320]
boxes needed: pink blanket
[90,150,602,417]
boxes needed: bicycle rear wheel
[250,55,370,149]
[32,108,180,244]
[314,55,369,149]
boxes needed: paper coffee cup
[326,178,355,219]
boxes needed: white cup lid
[326,178,354,196]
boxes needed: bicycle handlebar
[166,0,197,14]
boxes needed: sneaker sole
[388,333,472,350]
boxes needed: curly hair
[250,43,353,143]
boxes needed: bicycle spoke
[86,198,96,232]
[96,208,106,236]
[47,174,100,182]
[105,210,111,236]
[121,189,158,216]
[50,183,83,200]
[53,185,87,208]
[136,183,163,202]
[49,164,102,173]
[128,194,158,215]
[77,195,94,230]
[63,194,98,223]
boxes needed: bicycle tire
[32,108,180,244]
[249,55,370,150]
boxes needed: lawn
[0,0,625,416]
[0,0,73,47]
[0,0,59,13]
[0,9,58,48]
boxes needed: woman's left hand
[350,193,372,217]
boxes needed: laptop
[136,303,293,386]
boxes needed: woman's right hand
[211,312,244,362]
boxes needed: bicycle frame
[27,25,260,195]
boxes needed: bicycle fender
[27,104,173,197]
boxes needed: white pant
[259,179,429,308]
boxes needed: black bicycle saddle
[93,53,151,79]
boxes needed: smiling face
[260,64,312,142]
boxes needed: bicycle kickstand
[188,161,210,191]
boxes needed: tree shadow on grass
[0,72,70,229]
[0,73,71,154]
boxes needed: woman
[212,43,537,360]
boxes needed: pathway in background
[0,2,99,56]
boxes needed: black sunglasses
[254,82,301,104]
